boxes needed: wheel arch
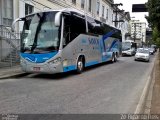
[76,54,85,66]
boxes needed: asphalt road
[0,55,156,114]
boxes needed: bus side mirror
[11,18,22,32]
[55,12,62,27]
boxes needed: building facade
[17,0,131,40]
[0,0,131,38]
[0,0,129,33]
[130,20,146,46]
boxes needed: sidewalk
[150,50,160,114]
[0,65,25,79]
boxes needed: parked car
[135,49,150,62]
[136,48,143,52]
[151,45,157,52]
[149,48,155,55]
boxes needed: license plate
[33,67,40,71]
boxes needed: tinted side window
[87,17,103,35]
[70,15,86,40]
[63,15,86,47]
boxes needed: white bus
[12,9,122,74]
[122,40,137,56]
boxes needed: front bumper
[21,60,63,74]
[135,56,149,61]
[122,51,132,56]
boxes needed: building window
[81,0,85,9]
[96,1,100,15]
[88,0,91,12]
[3,0,13,26]
[25,3,34,16]
[112,14,113,22]
[72,0,76,5]
[102,5,104,17]
[106,9,108,20]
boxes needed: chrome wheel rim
[112,54,115,62]
[78,61,83,71]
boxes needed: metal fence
[0,25,20,68]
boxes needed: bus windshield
[122,42,131,51]
[21,11,60,54]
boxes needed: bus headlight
[20,59,26,65]
[48,57,61,64]
[63,60,68,67]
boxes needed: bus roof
[24,8,85,18]
[19,8,120,31]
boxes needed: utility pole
[111,3,124,28]
[85,0,88,33]
[133,23,137,42]
[141,33,144,47]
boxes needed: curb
[134,52,158,114]
[0,72,29,80]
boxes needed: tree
[146,0,160,47]
[146,0,160,30]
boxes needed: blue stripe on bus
[21,52,58,63]
[102,30,116,41]
[101,39,119,62]
[99,30,118,54]
[109,40,118,51]
[63,65,76,72]
[63,61,99,72]
[100,30,118,62]
[85,61,99,67]
[102,52,112,62]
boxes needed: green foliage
[146,0,160,30]
[152,27,160,47]
[146,0,160,47]
[153,27,159,41]
[156,38,160,47]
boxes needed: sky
[114,0,148,24]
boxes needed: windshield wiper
[21,47,31,53]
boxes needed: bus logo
[88,38,99,45]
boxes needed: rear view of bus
[122,40,137,56]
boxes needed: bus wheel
[111,53,115,63]
[114,53,118,62]
[77,57,84,74]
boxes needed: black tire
[111,53,115,63]
[114,53,118,62]
[76,57,84,74]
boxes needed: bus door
[62,14,86,66]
